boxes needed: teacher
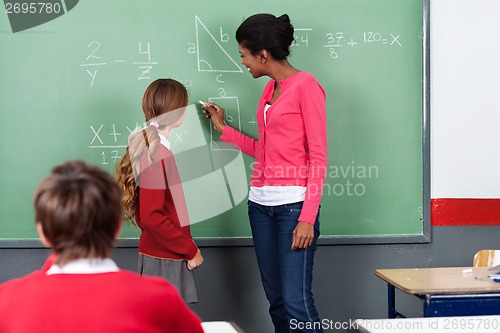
[202,13,327,333]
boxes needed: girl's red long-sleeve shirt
[221,71,328,224]
[0,269,203,333]
[135,145,198,261]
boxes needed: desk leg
[387,284,396,318]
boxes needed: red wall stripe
[431,198,500,226]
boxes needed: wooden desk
[375,267,500,318]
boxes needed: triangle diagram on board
[195,16,243,73]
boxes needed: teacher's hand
[201,102,226,133]
[291,221,314,250]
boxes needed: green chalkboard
[0,0,429,246]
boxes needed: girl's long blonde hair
[115,79,188,224]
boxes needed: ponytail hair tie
[149,121,159,128]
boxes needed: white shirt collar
[159,133,171,151]
[46,258,119,275]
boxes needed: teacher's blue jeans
[248,201,323,333]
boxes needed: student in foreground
[0,160,204,333]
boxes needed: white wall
[431,0,500,198]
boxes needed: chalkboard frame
[0,0,430,248]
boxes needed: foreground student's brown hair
[33,160,122,265]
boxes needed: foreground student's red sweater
[0,269,203,333]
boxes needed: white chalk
[199,100,206,105]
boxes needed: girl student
[116,78,203,303]
[202,14,327,333]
